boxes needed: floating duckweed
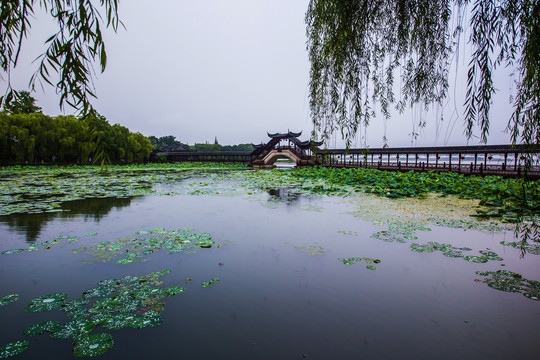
[338,257,381,270]
[201,278,220,288]
[24,245,40,252]
[0,340,29,358]
[475,270,540,301]
[0,294,18,307]
[295,245,328,256]
[85,233,98,237]
[23,321,61,337]
[73,333,114,357]
[1,249,24,255]
[25,293,68,313]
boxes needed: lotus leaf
[201,278,220,288]
[475,270,540,301]
[0,340,29,358]
[338,257,380,269]
[73,333,114,357]
[23,321,61,337]
[25,293,68,313]
[1,249,24,255]
[0,294,18,307]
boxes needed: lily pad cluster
[1,269,185,358]
[0,164,247,216]
[409,242,502,262]
[371,222,431,243]
[1,237,81,257]
[338,257,381,270]
[72,228,216,264]
[475,270,540,301]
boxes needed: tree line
[0,111,153,165]
[148,135,253,153]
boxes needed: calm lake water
[1,170,540,359]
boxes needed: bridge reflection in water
[156,131,540,179]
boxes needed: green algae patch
[0,340,29,358]
[475,270,540,301]
[0,294,18,307]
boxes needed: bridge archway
[250,131,323,168]
[261,149,302,167]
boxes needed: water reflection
[0,197,133,243]
[267,188,301,204]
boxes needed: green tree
[2,90,42,114]
[306,0,540,146]
[0,0,121,113]
[148,135,184,150]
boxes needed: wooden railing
[312,145,540,178]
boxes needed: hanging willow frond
[0,0,121,114]
[306,0,540,146]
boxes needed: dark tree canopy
[2,90,42,114]
[306,0,540,146]
[0,0,120,113]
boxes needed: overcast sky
[6,0,518,148]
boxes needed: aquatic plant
[475,270,540,301]
[201,278,220,288]
[0,294,18,307]
[338,257,381,270]
[0,341,29,358]
[294,245,329,256]
[1,269,186,358]
[73,228,216,265]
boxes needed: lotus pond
[1,164,540,359]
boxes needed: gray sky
[7,0,517,148]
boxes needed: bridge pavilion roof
[251,131,323,155]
